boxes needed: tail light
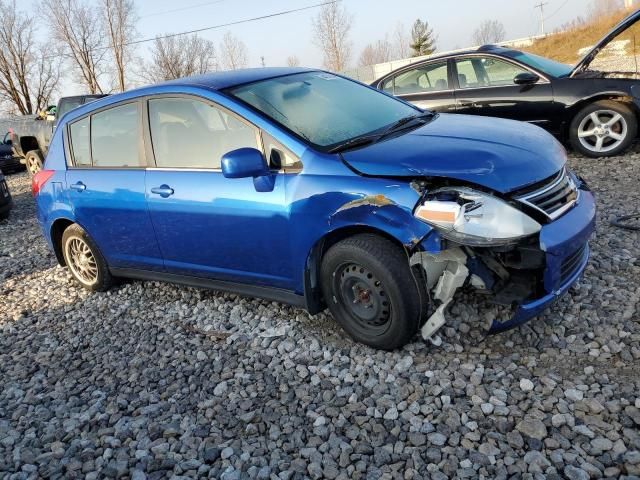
[32,170,55,196]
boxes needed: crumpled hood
[341,114,567,194]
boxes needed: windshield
[227,72,419,149]
[504,51,572,78]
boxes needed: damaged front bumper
[412,187,596,339]
[491,187,595,332]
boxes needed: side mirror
[514,72,540,85]
[221,147,275,192]
[222,148,269,179]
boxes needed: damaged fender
[328,193,433,249]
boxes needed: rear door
[381,60,456,113]
[144,95,293,289]
[65,101,164,271]
[453,55,555,127]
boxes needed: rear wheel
[569,100,637,157]
[320,234,424,350]
[62,223,113,291]
[25,150,44,177]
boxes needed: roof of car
[421,44,514,62]
[160,67,316,90]
[58,67,318,126]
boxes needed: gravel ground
[0,151,639,480]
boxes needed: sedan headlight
[414,187,541,246]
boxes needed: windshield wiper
[327,134,380,153]
[327,111,436,154]
[378,111,436,138]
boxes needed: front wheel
[25,150,44,177]
[61,223,113,291]
[569,100,637,157]
[320,234,425,350]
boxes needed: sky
[23,0,596,94]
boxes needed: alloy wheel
[577,109,628,154]
[27,154,43,176]
[65,236,98,286]
[335,263,391,336]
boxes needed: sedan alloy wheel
[577,109,628,154]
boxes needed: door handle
[150,185,174,198]
[459,100,479,108]
[70,182,86,191]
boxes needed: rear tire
[569,100,637,158]
[61,223,113,292]
[25,149,44,177]
[320,234,425,350]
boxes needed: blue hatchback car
[33,68,595,350]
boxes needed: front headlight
[414,187,541,246]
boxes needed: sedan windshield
[227,72,419,150]
[504,51,572,78]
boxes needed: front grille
[514,168,579,220]
[560,244,587,283]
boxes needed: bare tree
[312,2,353,72]
[286,55,300,67]
[393,22,410,60]
[33,45,62,112]
[42,0,107,94]
[220,32,248,70]
[0,0,60,114]
[358,39,392,67]
[472,20,507,46]
[143,34,218,83]
[102,0,137,92]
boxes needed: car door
[144,95,293,289]
[65,101,164,271]
[453,55,555,127]
[382,60,456,113]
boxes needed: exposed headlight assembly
[414,187,541,246]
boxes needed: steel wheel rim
[334,263,392,336]
[27,155,42,175]
[577,109,627,154]
[65,236,98,285]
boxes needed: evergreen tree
[410,19,437,57]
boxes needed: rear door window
[393,62,449,95]
[455,59,482,88]
[91,103,141,167]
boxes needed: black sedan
[372,9,640,158]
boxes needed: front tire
[569,100,637,158]
[320,234,424,350]
[61,223,113,291]
[25,149,44,177]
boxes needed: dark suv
[0,171,12,220]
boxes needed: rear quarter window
[69,117,91,166]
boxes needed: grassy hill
[522,9,632,64]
